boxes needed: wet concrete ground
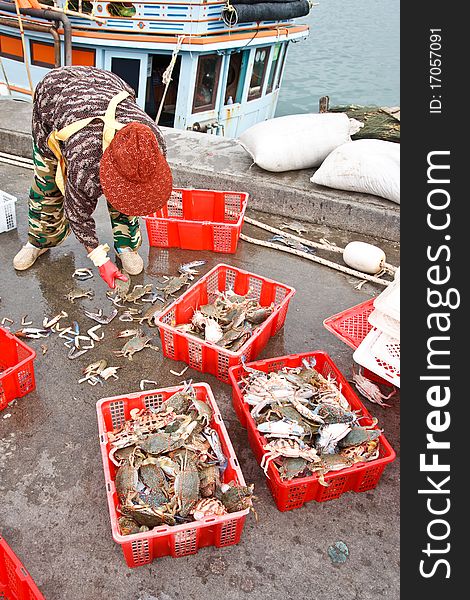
[0,163,400,600]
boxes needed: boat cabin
[0,0,310,137]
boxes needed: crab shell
[220,482,255,513]
[337,427,381,449]
[191,498,227,520]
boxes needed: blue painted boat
[0,0,311,136]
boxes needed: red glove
[98,260,127,289]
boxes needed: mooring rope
[239,232,390,286]
[243,215,397,274]
[155,34,186,125]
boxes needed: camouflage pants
[28,143,142,251]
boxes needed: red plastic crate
[96,383,250,567]
[155,264,296,382]
[0,536,44,600]
[323,299,391,386]
[0,327,36,411]
[323,299,374,349]
[143,188,248,253]
[228,351,396,511]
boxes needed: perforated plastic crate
[228,351,396,511]
[155,264,296,382]
[353,327,400,387]
[323,299,374,349]
[0,536,44,599]
[144,188,248,253]
[0,327,37,411]
[0,190,17,233]
[368,307,400,339]
[373,276,400,322]
[96,383,250,567]
[323,299,391,386]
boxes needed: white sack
[311,139,400,203]
[237,113,362,172]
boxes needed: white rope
[223,1,238,27]
[243,215,397,273]
[244,215,342,253]
[155,35,185,125]
[239,232,390,287]
[0,152,34,169]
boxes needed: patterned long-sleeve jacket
[32,66,167,249]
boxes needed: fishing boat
[0,0,311,137]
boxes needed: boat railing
[53,1,301,37]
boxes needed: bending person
[13,66,172,288]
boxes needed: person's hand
[98,260,128,289]
[17,0,42,9]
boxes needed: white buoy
[343,241,386,275]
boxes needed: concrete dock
[0,98,399,242]
[0,158,399,600]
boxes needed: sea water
[276,0,400,115]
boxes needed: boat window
[224,52,242,105]
[193,53,222,113]
[266,43,282,94]
[111,57,140,96]
[72,47,96,67]
[68,0,93,13]
[247,47,270,101]
[107,3,136,17]
[0,34,24,62]
[275,44,288,90]
[30,41,56,68]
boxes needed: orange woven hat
[100,122,172,216]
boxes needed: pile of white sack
[237,113,400,204]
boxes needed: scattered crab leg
[76,336,94,350]
[117,329,140,338]
[43,311,68,329]
[15,328,50,339]
[87,325,104,341]
[1,317,13,327]
[40,344,48,355]
[170,366,189,377]
[140,379,159,391]
[21,315,33,326]
[84,308,118,325]
[73,268,93,281]
[119,310,141,322]
[100,366,120,380]
[68,347,89,360]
